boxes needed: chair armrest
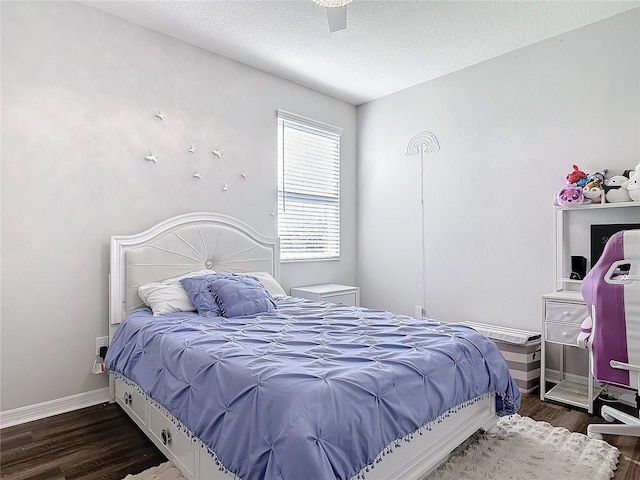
[610,360,640,373]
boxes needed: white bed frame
[109,212,499,480]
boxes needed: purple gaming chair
[580,229,640,439]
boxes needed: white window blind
[277,110,341,261]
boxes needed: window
[277,110,341,261]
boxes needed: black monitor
[590,223,640,267]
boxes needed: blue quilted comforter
[106,297,520,480]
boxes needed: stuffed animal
[604,174,632,203]
[566,165,588,187]
[587,169,608,186]
[583,180,605,203]
[555,184,590,206]
[625,165,640,202]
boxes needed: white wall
[0,2,356,412]
[357,9,640,331]
[3,2,638,418]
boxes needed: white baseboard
[0,387,110,429]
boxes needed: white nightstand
[290,284,360,307]
[540,291,602,414]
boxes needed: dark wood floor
[0,403,165,480]
[1,392,638,479]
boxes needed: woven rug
[123,414,619,480]
[425,414,619,480]
[123,462,183,480]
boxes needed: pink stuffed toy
[555,184,591,206]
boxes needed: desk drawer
[545,302,588,325]
[545,322,582,346]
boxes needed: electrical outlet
[95,336,108,356]
[414,305,423,317]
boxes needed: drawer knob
[122,392,132,405]
[562,331,568,337]
[161,428,171,446]
[563,311,570,316]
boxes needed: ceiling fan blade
[326,5,347,33]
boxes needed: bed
[107,212,520,480]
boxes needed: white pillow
[162,269,214,285]
[138,283,196,316]
[247,271,287,300]
[138,269,214,316]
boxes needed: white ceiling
[82,1,640,105]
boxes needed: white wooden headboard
[109,212,279,327]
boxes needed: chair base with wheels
[587,404,640,440]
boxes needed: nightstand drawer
[545,302,588,325]
[321,292,358,306]
[291,284,360,307]
[545,322,582,346]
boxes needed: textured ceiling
[82,1,640,105]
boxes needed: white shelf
[559,278,582,284]
[545,380,604,410]
[555,202,640,211]
[554,201,640,292]
[542,290,584,302]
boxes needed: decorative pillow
[138,269,214,316]
[180,275,221,316]
[246,272,287,300]
[209,274,276,318]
